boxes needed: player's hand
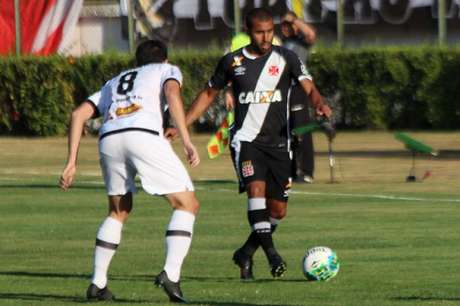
[283,12,297,23]
[317,116,336,140]
[316,104,332,118]
[59,163,76,191]
[183,141,200,168]
[224,88,235,110]
[164,127,179,141]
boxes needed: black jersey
[209,45,312,149]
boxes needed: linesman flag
[207,112,234,159]
[394,132,438,156]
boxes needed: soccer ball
[302,246,340,281]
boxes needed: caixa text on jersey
[238,90,282,104]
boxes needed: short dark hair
[245,7,273,30]
[135,40,168,66]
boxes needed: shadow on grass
[185,276,307,283]
[0,293,294,305]
[0,293,85,303]
[190,301,295,306]
[0,271,90,280]
[0,183,104,190]
[0,271,158,283]
[0,180,238,190]
[0,292,153,303]
[0,271,308,284]
[316,149,460,160]
[0,272,301,305]
[392,295,460,302]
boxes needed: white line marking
[1,177,458,203]
[194,186,460,203]
[289,190,460,203]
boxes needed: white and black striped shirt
[209,45,312,149]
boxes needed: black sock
[244,198,277,260]
[241,231,259,256]
[241,222,278,257]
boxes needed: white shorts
[99,131,194,196]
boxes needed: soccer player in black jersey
[185,7,332,280]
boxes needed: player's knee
[110,211,130,223]
[270,208,286,220]
[269,203,287,219]
[109,203,131,222]
[168,192,200,215]
[108,193,133,222]
[247,182,265,197]
[186,195,200,214]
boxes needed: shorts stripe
[232,140,243,185]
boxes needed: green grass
[1,133,460,305]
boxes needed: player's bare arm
[299,79,332,118]
[166,86,219,140]
[164,79,200,168]
[59,101,95,191]
[293,19,316,44]
[185,86,220,126]
[224,87,235,110]
[283,12,316,45]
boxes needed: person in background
[281,11,317,184]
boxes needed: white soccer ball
[302,246,340,281]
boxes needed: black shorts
[230,140,291,201]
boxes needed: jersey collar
[242,47,272,60]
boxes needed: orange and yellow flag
[207,112,234,159]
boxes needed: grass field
[1,132,460,305]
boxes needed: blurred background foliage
[1,46,459,136]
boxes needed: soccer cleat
[154,270,188,303]
[232,248,254,281]
[86,283,114,301]
[293,175,313,184]
[269,254,287,278]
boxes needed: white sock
[163,210,195,282]
[91,217,123,288]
